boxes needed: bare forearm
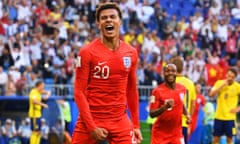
[183,105,189,116]
[150,105,168,118]
[42,90,51,100]
[190,100,195,116]
[209,83,226,97]
[33,100,46,107]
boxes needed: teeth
[105,25,114,31]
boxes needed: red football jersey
[191,93,206,132]
[150,83,186,142]
[74,39,140,132]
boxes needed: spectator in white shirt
[47,39,56,57]
[17,0,32,22]
[142,31,156,54]
[127,0,142,24]
[200,19,213,38]
[5,19,18,37]
[192,11,204,32]
[62,40,71,58]
[18,118,32,144]
[188,64,202,83]
[0,1,3,19]
[206,49,220,65]
[208,1,221,19]
[40,118,49,144]
[1,119,17,144]
[0,66,8,96]
[30,37,42,61]
[8,66,21,84]
[231,4,240,20]
[119,0,131,33]
[216,19,228,43]
[8,37,26,69]
[17,0,32,34]
[21,39,31,66]
[78,15,90,39]
[56,18,68,40]
[136,0,154,24]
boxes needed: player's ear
[119,17,122,26]
[96,20,100,29]
[119,20,122,26]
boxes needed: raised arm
[209,80,227,97]
[8,37,14,54]
[19,40,24,53]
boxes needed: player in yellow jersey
[171,57,196,144]
[29,81,51,144]
[209,68,240,144]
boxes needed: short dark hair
[35,80,43,87]
[228,67,238,77]
[95,2,122,22]
[163,63,177,71]
[171,57,184,73]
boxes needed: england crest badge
[180,93,185,102]
[123,56,131,68]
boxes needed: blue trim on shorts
[182,127,188,144]
[30,118,41,131]
[213,119,235,137]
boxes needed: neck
[176,73,183,76]
[229,81,234,85]
[36,88,42,93]
[101,36,120,51]
[165,82,176,89]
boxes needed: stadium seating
[44,78,55,85]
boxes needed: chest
[196,97,202,104]
[220,85,239,99]
[90,49,133,79]
[159,89,184,106]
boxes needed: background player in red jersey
[71,2,142,144]
[189,82,206,135]
[149,64,191,144]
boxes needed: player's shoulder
[30,88,36,93]
[78,39,100,54]
[184,76,194,85]
[176,83,186,89]
[214,79,225,85]
[153,83,166,92]
[176,83,187,91]
[29,88,37,96]
[177,76,194,86]
[233,81,240,87]
[120,40,137,53]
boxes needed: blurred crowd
[0,0,240,96]
[0,117,70,144]
[0,117,50,144]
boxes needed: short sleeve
[212,80,221,91]
[149,89,161,110]
[190,82,197,101]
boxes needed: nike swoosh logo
[98,62,107,65]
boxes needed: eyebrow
[101,13,117,17]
